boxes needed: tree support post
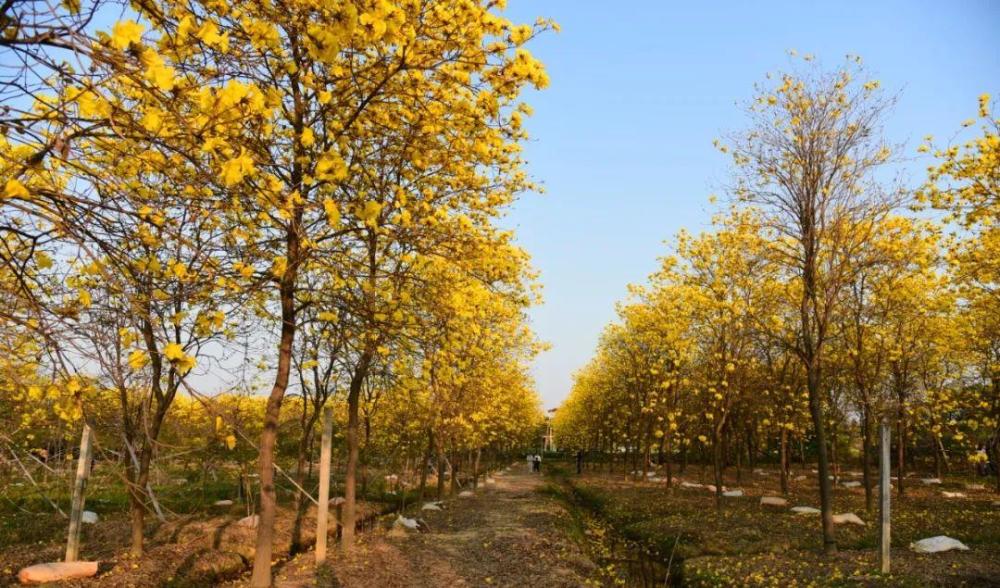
[879,420,891,574]
[315,407,333,562]
[66,424,93,562]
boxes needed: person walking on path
[533,454,542,473]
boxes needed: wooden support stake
[315,407,333,563]
[66,425,93,562]
[879,420,891,574]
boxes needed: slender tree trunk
[436,447,446,500]
[419,429,433,501]
[712,430,724,509]
[342,348,373,549]
[780,428,789,495]
[896,416,906,498]
[807,365,837,553]
[473,449,481,489]
[127,440,158,557]
[862,406,873,512]
[250,255,298,587]
[665,436,673,488]
[879,421,891,574]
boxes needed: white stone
[791,506,820,514]
[794,475,807,481]
[921,478,943,485]
[941,491,966,498]
[723,489,743,497]
[841,481,861,488]
[329,496,346,506]
[910,536,970,553]
[237,514,259,528]
[18,562,98,584]
[458,490,474,497]
[421,502,442,511]
[760,496,788,507]
[81,511,98,524]
[485,478,496,485]
[965,483,985,490]
[831,512,866,526]
[213,499,233,506]
[680,481,703,489]
[393,515,420,531]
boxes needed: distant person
[533,454,542,473]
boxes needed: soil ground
[271,463,598,587]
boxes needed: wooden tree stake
[66,424,93,562]
[315,407,333,562]
[879,420,891,574]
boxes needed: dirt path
[275,463,596,587]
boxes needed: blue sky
[500,1,1000,409]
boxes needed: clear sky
[500,1,1000,409]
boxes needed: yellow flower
[3,179,30,199]
[176,354,196,375]
[163,342,185,361]
[111,20,144,50]
[197,20,229,51]
[300,128,315,147]
[359,201,382,225]
[128,350,149,370]
[271,256,287,278]
[323,198,340,227]
[220,149,256,186]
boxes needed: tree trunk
[436,447,446,500]
[779,428,789,495]
[473,449,481,489]
[879,421,891,574]
[249,257,298,588]
[450,453,459,495]
[712,431,723,510]
[807,366,837,553]
[418,429,433,501]
[342,348,373,549]
[896,416,905,498]
[862,406,873,512]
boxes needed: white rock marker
[760,496,788,506]
[791,506,820,514]
[910,536,970,553]
[18,562,98,584]
[831,512,866,526]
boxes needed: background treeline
[554,58,999,552]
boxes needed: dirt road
[276,463,596,587]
